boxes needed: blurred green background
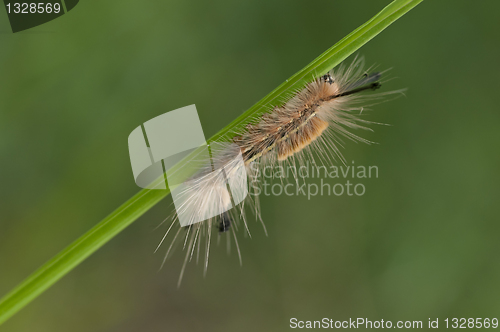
[1,0,499,331]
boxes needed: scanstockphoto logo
[3,0,79,33]
[127,105,380,228]
[248,161,379,200]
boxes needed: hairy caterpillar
[158,57,403,285]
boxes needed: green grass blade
[0,0,423,325]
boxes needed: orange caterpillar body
[159,57,402,285]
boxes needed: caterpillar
[158,56,403,286]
